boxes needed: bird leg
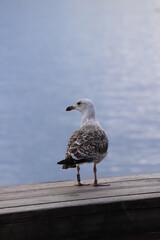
[93,163,98,186]
[93,163,110,187]
[76,165,91,186]
[77,165,82,186]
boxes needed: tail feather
[57,157,93,169]
[57,157,77,165]
[62,164,76,169]
[57,157,77,169]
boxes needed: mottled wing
[65,125,108,163]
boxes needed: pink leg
[93,163,98,186]
[76,165,91,186]
[93,163,110,187]
[77,165,82,186]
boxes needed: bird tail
[57,157,77,169]
[57,157,77,165]
[57,157,92,169]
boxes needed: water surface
[0,0,160,185]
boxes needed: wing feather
[65,125,108,163]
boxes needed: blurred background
[0,0,160,186]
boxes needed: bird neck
[81,108,96,127]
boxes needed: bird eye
[77,101,81,106]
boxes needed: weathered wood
[0,173,160,240]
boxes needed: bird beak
[66,105,75,111]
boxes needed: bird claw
[75,182,110,187]
[93,182,110,187]
[75,182,91,187]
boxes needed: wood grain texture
[0,173,160,240]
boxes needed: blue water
[0,0,160,186]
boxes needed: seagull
[57,98,109,186]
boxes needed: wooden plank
[0,172,160,193]
[0,173,160,213]
[0,173,160,240]
[0,174,159,206]
[0,178,159,203]
[1,196,160,240]
[0,184,160,210]
[0,173,160,201]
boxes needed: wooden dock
[0,173,160,240]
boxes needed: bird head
[66,99,96,126]
[66,98,94,114]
